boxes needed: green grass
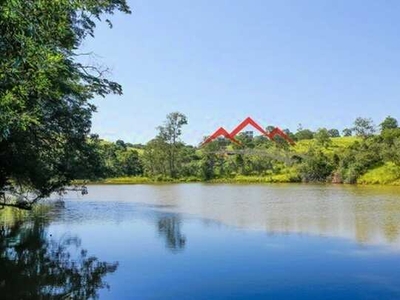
[358,162,400,185]
[211,167,301,184]
[330,136,360,146]
[129,147,144,155]
[78,163,400,185]
[210,174,299,183]
[78,171,302,184]
[74,177,154,185]
[293,136,360,154]
[81,176,203,184]
[101,177,154,184]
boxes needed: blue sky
[81,0,400,145]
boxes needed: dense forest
[77,113,400,186]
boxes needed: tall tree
[0,0,130,208]
[142,137,169,177]
[157,112,188,178]
[315,128,331,147]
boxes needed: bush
[300,150,334,182]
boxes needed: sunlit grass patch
[100,177,154,184]
[293,136,360,154]
[85,176,203,184]
[358,162,400,185]
[210,168,301,184]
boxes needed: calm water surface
[1,184,400,299]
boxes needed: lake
[1,184,400,299]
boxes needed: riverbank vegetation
[0,0,131,208]
[76,114,400,186]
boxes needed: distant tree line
[80,114,400,185]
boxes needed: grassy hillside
[293,136,360,154]
[358,163,400,185]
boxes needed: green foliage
[299,150,334,182]
[72,113,400,187]
[200,141,225,180]
[358,162,400,185]
[353,117,375,137]
[0,0,130,207]
[295,129,314,140]
[211,172,300,183]
[82,124,400,186]
[142,137,169,177]
[383,137,400,166]
[141,112,196,179]
[156,112,188,178]
[116,149,142,176]
[72,139,143,179]
[338,137,383,183]
[282,129,297,141]
[380,116,398,131]
[328,129,340,137]
[381,128,400,145]
[315,128,332,147]
[380,128,400,167]
[342,128,353,137]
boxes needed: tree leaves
[0,0,130,206]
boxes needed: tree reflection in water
[0,216,118,300]
[157,215,186,252]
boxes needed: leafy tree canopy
[315,128,331,147]
[352,117,375,138]
[295,129,314,140]
[342,128,352,137]
[380,116,398,131]
[0,0,130,208]
[328,129,340,137]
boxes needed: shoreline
[73,176,400,186]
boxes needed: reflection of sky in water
[58,184,400,249]
[7,184,400,299]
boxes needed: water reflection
[3,185,400,299]
[78,184,400,249]
[157,215,186,252]
[0,208,118,300]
